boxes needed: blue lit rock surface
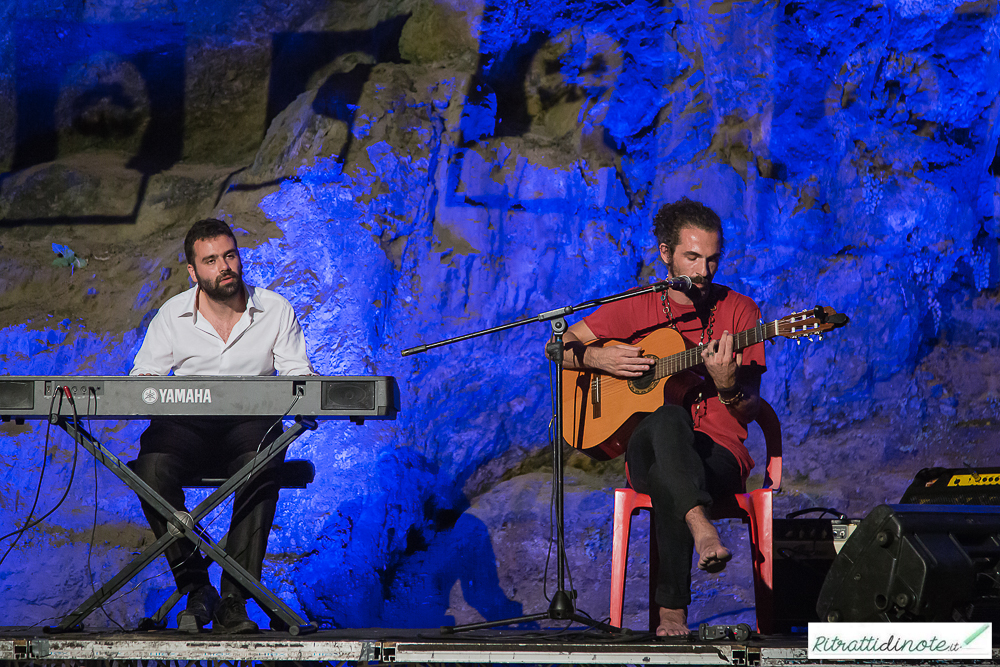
[1,0,999,631]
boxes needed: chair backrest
[753,398,782,491]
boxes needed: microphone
[652,275,704,291]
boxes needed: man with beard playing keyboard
[130,218,315,633]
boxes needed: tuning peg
[796,338,801,345]
[818,334,825,341]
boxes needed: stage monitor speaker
[816,504,1000,623]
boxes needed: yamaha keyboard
[0,375,399,421]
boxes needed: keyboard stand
[43,415,320,636]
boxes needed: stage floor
[1,626,998,665]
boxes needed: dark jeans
[130,417,284,598]
[625,404,743,609]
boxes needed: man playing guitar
[558,199,765,636]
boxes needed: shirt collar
[178,283,261,318]
[245,284,264,314]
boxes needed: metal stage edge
[2,629,999,666]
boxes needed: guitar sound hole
[630,369,656,392]
[632,370,654,390]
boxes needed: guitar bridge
[590,374,601,418]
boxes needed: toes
[698,548,733,573]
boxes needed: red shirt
[582,285,766,478]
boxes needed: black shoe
[177,584,220,633]
[213,594,259,634]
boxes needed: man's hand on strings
[701,331,741,389]
[586,344,655,378]
[556,321,653,377]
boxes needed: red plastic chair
[609,399,783,633]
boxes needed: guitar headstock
[776,306,849,341]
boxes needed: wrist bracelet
[717,386,743,405]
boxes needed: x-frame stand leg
[44,416,319,635]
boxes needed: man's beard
[687,280,712,302]
[197,269,243,300]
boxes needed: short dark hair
[652,198,724,255]
[184,218,238,265]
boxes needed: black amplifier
[900,466,1000,505]
[773,508,861,633]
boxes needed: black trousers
[625,405,743,609]
[130,417,284,598]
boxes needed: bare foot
[685,505,732,573]
[656,607,689,636]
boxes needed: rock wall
[1,0,999,631]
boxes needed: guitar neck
[655,320,776,378]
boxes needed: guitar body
[562,327,704,461]
[559,304,849,461]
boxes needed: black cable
[563,511,575,599]
[547,357,578,599]
[198,393,300,538]
[85,390,99,578]
[0,389,63,567]
[541,359,557,603]
[22,390,302,630]
[27,387,83,529]
[548,359,560,577]
[31,391,174,628]
[80,388,126,631]
[543,355,582,604]
[542,357,601,631]
[86,394,305,626]
[28,562,170,631]
[134,391,304,613]
[235,393,300,494]
[548,351,558,426]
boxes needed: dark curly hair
[652,198,724,255]
[184,218,238,265]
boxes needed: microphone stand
[402,277,699,634]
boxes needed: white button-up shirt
[130,284,315,376]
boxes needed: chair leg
[755,491,774,634]
[738,491,774,634]
[610,489,635,628]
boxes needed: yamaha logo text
[142,388,213,404]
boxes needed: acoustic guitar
[562,306,849,460]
